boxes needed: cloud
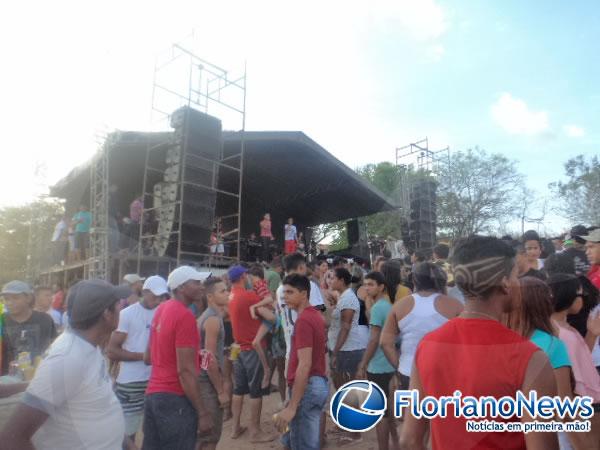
[563,124,585,137]
[490,93,549,135]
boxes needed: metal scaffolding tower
[137,41,247,271]
[88,136,112,280]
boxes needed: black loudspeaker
[408,180,437,250]
[347,219,359,245]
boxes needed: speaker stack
[408,179,437,251]
[152,107,223,257]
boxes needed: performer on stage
[260,213,274,262]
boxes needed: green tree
[0,197,64,284]
[550,155,600,225]
[436,148,525,239]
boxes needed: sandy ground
[213,390,387,450]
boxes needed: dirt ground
[213,390,386,450]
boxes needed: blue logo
[330,380,387,432]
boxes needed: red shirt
[588,265,600,290]
[51,290,64,311]
[146,299,199,395]
[253,279,270,300]
[287,306,326,386]
[229,286,262,351]
[260,219,273,238]
[415,318,538,450]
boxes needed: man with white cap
[142,266,213,450]
[107,275,169,444]
[1,280,56,375]
[0,279,132,449]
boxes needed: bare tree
[436,147,525,239]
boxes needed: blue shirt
[530,329,571,369]
[73,211,92,233]
[367,298,395,374]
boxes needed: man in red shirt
[142,266,213,450]
[400,236,558,450]
[228,265,275,443]
[274,274,328,450]
[583,228,600,289]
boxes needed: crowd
[0,224,599,450]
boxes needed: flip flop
[231,426,247,439]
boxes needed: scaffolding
[395,138,449,252]
[88,134,113,280]
[136,41,247,272]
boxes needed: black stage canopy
[51,130,396,238]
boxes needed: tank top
[197,306,224,381]
[416,318,538,450]
[398,293,447,376]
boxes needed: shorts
[284,240,297,254]
[197,377,224,444]
[271,323,287,359]
[367,372,395,418]
[115,381,147,436]
[334,349,364,375]
[210,244,224,254]
[75,231,89,251]
[233,349,267,399]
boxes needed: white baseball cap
[167,266,212,291]
[123,274,145,284]
[142,275,169,296]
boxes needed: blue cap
[1,280,32,296]
[228,265,248,282]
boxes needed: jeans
[142,393,197,450]
[282,376,329,450]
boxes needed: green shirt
[265,269,281,296]
[72,211,92,233]
[367,298,395,374]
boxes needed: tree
[436,148,525,239]
[550,154,600,225]
[0,197,64,284]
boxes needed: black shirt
[562,248,590,277]
[2,310,57,374]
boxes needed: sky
[1,0,598,235]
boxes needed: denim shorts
[142,392,197,450]
[281,376,329,450]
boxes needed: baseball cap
[69,280,131,323]
[167,266,212,291]
[123,274,145,284]
[228,265,248,282]
[580,228,600,243]
[1,280,32,296]
[143,275,169,296]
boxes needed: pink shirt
[557,323,600,402]
[260,219,273,238]
[130,198,143,223]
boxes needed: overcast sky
[1,0,598,234]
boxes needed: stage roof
[51,130,396,235]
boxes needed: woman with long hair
[380,260,411,303]
[548,273,600,449]
[381,262,463,390]
[355,271,398,450]
[508,277,578,449]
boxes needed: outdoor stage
[42,117,396,284]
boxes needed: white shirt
[284,224,297,241]
[327,288,365,352]
[116,302,156,384]
[24,330,124,450]
[277,280,325,357]
[51,219,67,242]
